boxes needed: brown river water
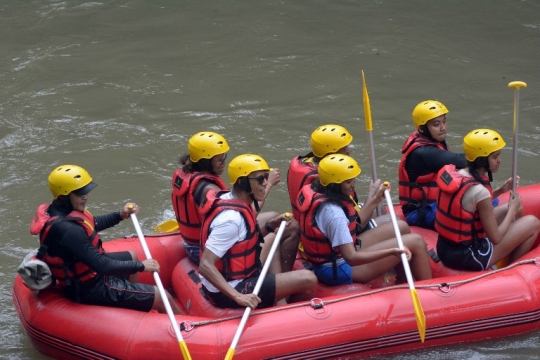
[2,1,540,359]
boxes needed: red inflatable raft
[12,184,540,359]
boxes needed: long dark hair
[312,177,353,206]
[178,154,215,174]
[467,157,493,183]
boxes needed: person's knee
[398,219,411,234]
[300,270,318,288]
[528,215,540,231]
[405,234,427,251]
[283,219,300,241]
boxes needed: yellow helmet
[463,128,506,161]
[412,100,449,128]
[318,154,361,186]
[310,124,353,158]
[188,132,230,162]
[48,165,97,199]
[228,154,270,185]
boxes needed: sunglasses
[248,172,269,185]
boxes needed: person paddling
[31,165,182,314]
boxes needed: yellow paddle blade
[179,341,192,360]
[361,70,373,132]
[153,219,179,233]
[410,289,426,343]
[224,348,235,360]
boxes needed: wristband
[265,221,274,233]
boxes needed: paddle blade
[410,289,426,343]
[179,341,192,360]
[154,219,179,233]
[361,70,373,131]
[225,348,235,360]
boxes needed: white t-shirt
[458,169,492,213]
[199,191,249,292]
[314,202,352,267]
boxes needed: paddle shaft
[130,213,192,360]
[361,70,381,216]
[226,221,287,360]
[383,190,414,289]
[508,81,527,194]
[383,189,426,342]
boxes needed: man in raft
[199,154,317,309]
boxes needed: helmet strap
[237,177,252,193]
[250,193,260,213]
[236,177,260,212]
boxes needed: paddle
[225,220,287,360]
[361,70,381,216]
[496,81,527,269]
[154,219,179,233]
[382,184,426,343]
[508,81,527,194]
[129,210,192,360]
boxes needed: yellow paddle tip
[508,81,527,89]
[225,348,235,360]
[410,289,426,343]
[179,341,192,360]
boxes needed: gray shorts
[69,251,156,312]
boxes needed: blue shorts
[313,262,353,286]
[406,199,500,230]
[183,242,200,264]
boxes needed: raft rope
[179,257,540,331]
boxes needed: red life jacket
[30,203,101,287]
[200,190,262,281]
[435,165,492,243]
[297,184,357,265]
[171,168,228,246]
[398,131,449,210]
[287,155,318,222]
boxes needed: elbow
[198,262,209,277]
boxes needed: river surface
[2,1,540,359]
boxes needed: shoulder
[211,209,243,226]
[316,202,346,218]
[469,183,491,198]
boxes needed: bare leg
[152,287,183,315]
[274,270,317,304]
[279,219,300,272]
[489,215,540,266]
[258,211,300,272]
[260,232,283,275]
[351,234,432,283]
